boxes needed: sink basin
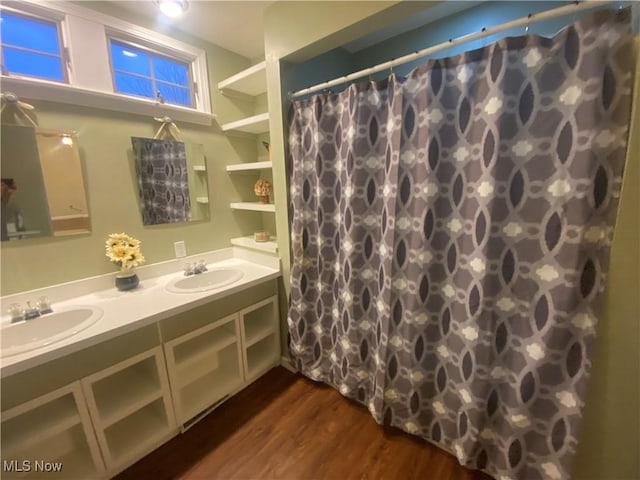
[1,306,103,358]
[166,268,244,293]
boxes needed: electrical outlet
[174,241,186,258]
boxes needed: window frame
[0,0,214,126]
[107,36,196,108]
[0,3,70,83]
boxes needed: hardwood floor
[116,367,492,480]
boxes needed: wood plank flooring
[116,367,492,480]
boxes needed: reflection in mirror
[1,125,91,241]
[131,138,210,226]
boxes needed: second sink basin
[166,268,244,294]
[1,306,103,358]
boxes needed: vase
[258,195,269,204]
[115,268,139,291]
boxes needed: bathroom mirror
[131,137,210,226]
[1,125,91,241]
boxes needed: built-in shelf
[226,161,272,173]
[164,315,243,426]
[196,197,209,204]
[173,325,236,366]
[239,296,280,383]
[245,322,276,349]
[246,335,279,381]
[174,329,237,390]
[1,383,105,478]
[230,202,275,212]
[2,396,81,459]
[193,165,207,172]
[104,398,171,465]
[218,61,267,97]
[221,112,269,135]
[81,347,175,471]
[178,348,243,423]
[91,364,162,427]
[231,236,278,254]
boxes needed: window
[0,2,212,125]
[0,10,66,82]
[109,39,193,107]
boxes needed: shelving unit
[226,160,272,173]
[230,202,275,212]
[239,296,280,383]
[1,382,105,479]
[221,112,270,135]
[230,236,278,254]
[220,62,277,256]
[81,347,176,472]
[103,399,169,465]
[164,314,244,427]
[218,61,267,96]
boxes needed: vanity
[0,248,281,479]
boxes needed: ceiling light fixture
[155,0,188,18]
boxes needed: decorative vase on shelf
[254,179,273,205]
[115,267,139,291]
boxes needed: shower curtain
[287,9,632,480]
[131,137,191,225]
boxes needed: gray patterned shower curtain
[287,9,632,480]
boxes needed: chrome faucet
[8,296,53,323]
[8,303,25,323]
[194,259,208,274]
[183,262,195,276]
[183,260,208,276]
[24,301,40,320]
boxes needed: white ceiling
[111,1,274,60]
[109,1,478,62]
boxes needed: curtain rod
[289,1,612,99]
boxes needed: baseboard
[280,355,296,373]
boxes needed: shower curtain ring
[525,13,532,33]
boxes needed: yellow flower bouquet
[105,232,145,270]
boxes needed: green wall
[264,2,640,479]
[571,37,640,480]
[0,3,264,295]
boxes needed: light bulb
[158,0,187,18]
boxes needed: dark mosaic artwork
[132,137,191,225]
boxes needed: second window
[109,39,193,107]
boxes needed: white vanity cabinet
[80,346,176,474]
[164,313,244,427]
[0,382,105,479]
[1,278,282,478]
[239,295,280,383]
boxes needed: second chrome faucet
[183,259,208,276]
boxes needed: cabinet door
[239,295,280,383]
[81,346,176,474]
[1,381,105,479]
[164,313,244,427]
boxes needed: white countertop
[0,247,281,378]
